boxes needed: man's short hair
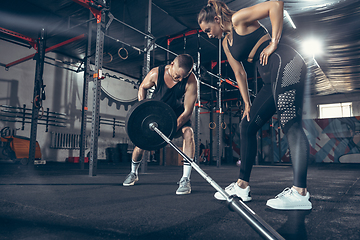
[175,54,194,74]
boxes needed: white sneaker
[176,177,191,195]
[214,182,252,202]
[266,187,312,210]
[123,172,139,186]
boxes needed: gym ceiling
[1,0,359,100]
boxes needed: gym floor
[0,161,359,240]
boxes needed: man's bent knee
[182,127,194,142]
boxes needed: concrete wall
[0,39,137,162]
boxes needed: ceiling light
[284,10,296,29]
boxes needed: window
[318,102,353,119]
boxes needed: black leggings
[239,43,309,188]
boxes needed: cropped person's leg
[214,84,276,201]
[265,45,312,210]
[238,84,276,183]
[285,122,309,189]
[123,147,144,186]
[176,126,194,195]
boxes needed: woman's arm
[222,39,251,121]
[232,1,283,31]
[232,1,284,65]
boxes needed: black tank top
[151,65,189,115]
[228,25,268,62]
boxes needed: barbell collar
[149,122,158,131]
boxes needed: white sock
[131,160,141,175]
[182,161,192,179]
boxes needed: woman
[198,0,312,210]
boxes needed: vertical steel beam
[255,66,260,165]
[89,11,105,176]
[144,0,151,92]
[229,104,232,163]
[217,38,222,167]
[140,0,152,173]
[29,28,46,165]
[210,78,214,164]
[80,12,92,170]
[194,31,201,163]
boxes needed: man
[123,54,198,195]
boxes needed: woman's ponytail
[198,0,234,32]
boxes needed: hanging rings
[209,122,216,129]
[103,52,113,63]
[208,122,227,129]
[118,47,128,60]
[236,100,241,107]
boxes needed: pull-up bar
[222,78,239,89]
[0,27,37,49]
[47,18,95,39]
[5,34,86,68]
[200,66,238,88]
[104,13,179,58]
[104,33,143,53]
[110,13,154,40]
[200,80,219,90]
[167,29,200,45]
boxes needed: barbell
[125,99,177,151]
[125,100,284,240]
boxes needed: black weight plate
[125,100,177,151]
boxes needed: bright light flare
[302,38,323,57]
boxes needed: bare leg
[130,146,144,176]
[123,147,144,186]
[131,146,144,163]
[182,126,195,159]
[292,186,307,196]
[237,179,250,189]
[181,126,194,179]
[176,126,194,195]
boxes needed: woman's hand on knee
[242,103,251,121]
